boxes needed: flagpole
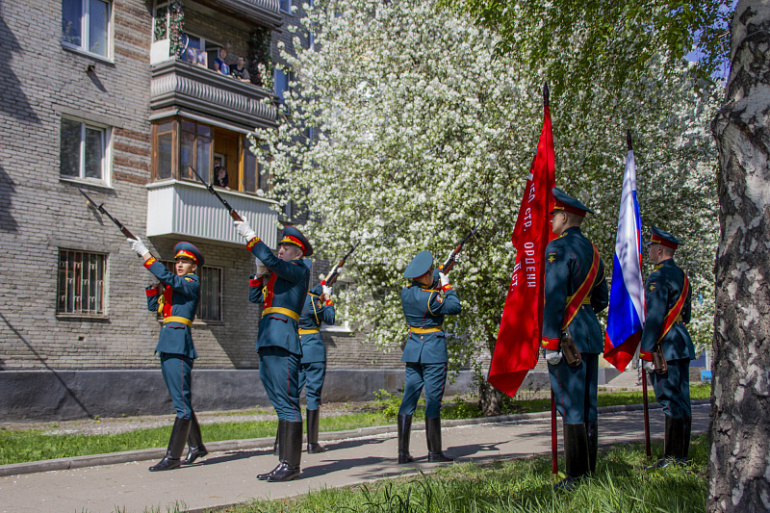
[627,129,652,459]
[551,389,558,475]
[543,82,559,477]
[642,367,652,459]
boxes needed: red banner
[488,103,555,397]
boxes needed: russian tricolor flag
[604,143,645,372]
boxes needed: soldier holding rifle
[296,244,356,454]
[541,188,608,490]
[236,220,312,482]
[80,190,207,472]
[639,226,694,468]
[396,226,476,464]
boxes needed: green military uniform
[541,188,608,487]
[639,226,694,466]
[397,250,462,464]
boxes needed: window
[274,69,291,105]
[62,0,111,58]
[179,119,212,182]
[242,136,269,194]
[57,250,107,316]
[280,0,291,13]
[161,262,223,322]
[60,118,110,183]
[153,118,267,195]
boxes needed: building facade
[0,0,409,420]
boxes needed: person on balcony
[213,165,229,189]
[231,56,251,82]
[213,47,230,75]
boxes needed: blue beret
[404,250,433,279]
[552,187,593,215]
[280,226,313,257]
[174,241,204,267]
[649,225,682,248]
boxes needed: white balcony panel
[146,180,278,248]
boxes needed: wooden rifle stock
[321,242,360,286]
[440,223,480,273]
[79,189,137,240]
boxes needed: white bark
[709,1,770,511]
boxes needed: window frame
[279,0,292,14]
[56,249,108,318]
[61,0,113,61]
[60,116,112,186]
[160,261,224,323]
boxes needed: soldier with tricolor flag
[541,188,609,490]
[639,226,695,468]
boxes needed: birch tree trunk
[709,1,770,511]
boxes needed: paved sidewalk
[0,403,709,513]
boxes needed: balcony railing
[150,59,278,130]
[146,180,279,248]
[205,0,282,28]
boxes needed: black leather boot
[268,420,302,482]
[149,417,191,472]
[554,423,589,491]
[586,422,598,474]
[182,412,208,465]
[258,420,285,480]
[677,416,691,464]
[306,409,326,453]
[426,417,453,462]
[648,415,679,469]
[397,414,414,464]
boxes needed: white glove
[643,360,656,372]
[235,220,257,241]
[127,237,149,257]
[322,285,333,297]
[439,272,450,287]
[255,257,267,276]
[545,349,563,365]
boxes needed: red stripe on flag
[603,331,640,373]
[488,104,556,398]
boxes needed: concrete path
[0,403,710,513]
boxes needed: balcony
[203,0,283,28]
[150,59,278,130]
[146,180,279,248]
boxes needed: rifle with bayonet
[189,166,244,222]
[79,189,138,240]
[321,242,360,287]
[439,223,480,274]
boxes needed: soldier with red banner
[541,188,609,490]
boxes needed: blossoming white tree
[253,0,720,412]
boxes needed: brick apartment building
[0,0,410,421]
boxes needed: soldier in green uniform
[235,220,312,482]
[127,239,207,471]
[639,226,694,468]
[541,188,609,489]
[397,250,462,464]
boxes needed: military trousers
[299,362,326,411]
[548,353,599,424]
[259,346,302,422]
[650,358,691,418]
[398,362,447,419]
[160,352,194,419]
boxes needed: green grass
[215,435,708,513]
[0,385,711,466]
